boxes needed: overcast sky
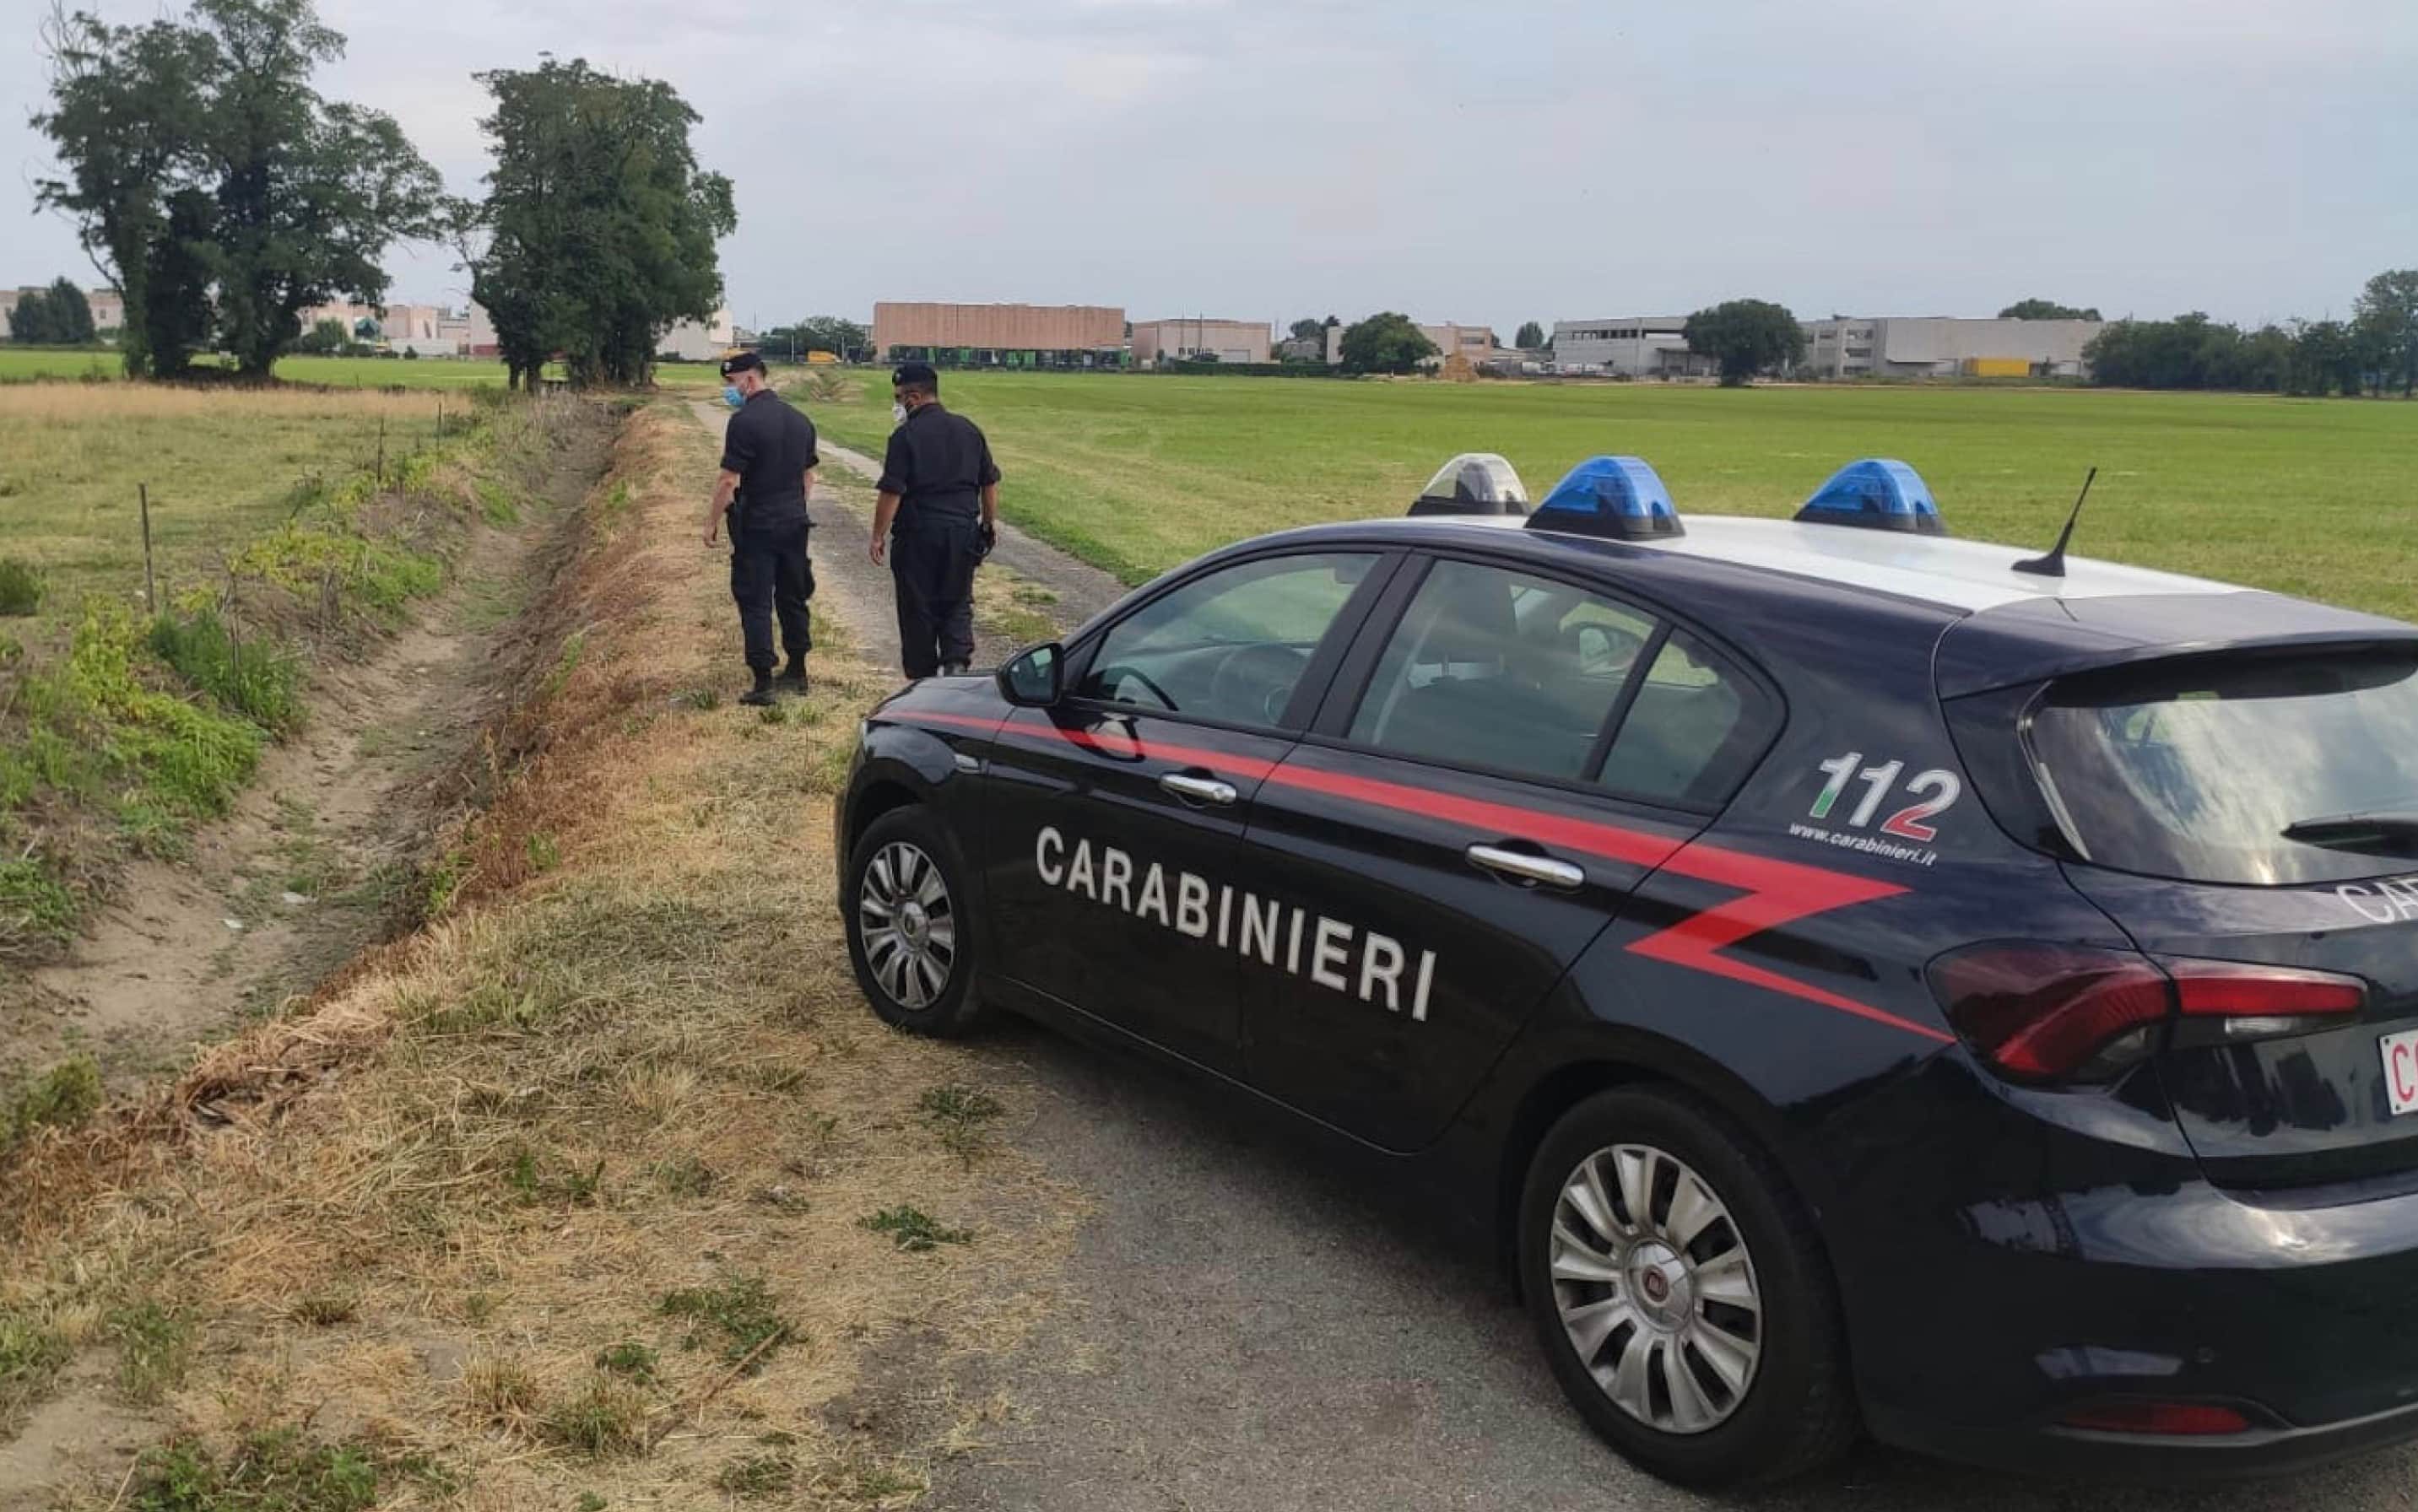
[5,0,2415,335]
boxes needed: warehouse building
[1132,317,1271,366]
[873,302,1127,368]
[1802,316,2103,379]
[1549,316,1716,379]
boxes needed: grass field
[0,385,450,614]
[808,374,2418,622]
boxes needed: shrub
[0,559,43,617]
[149,610,304,732]
[6,1055,102,1144]
[0,861,79,959]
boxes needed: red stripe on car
[884,710,1949,1045]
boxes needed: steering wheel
[1210,644,1312,725]
[1098,663,1178,711]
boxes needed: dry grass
[1,403,1083,1509]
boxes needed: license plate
[2384,1030,2418,1117]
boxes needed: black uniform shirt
[877,402,1000,528]
[720,389,820,532]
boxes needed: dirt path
[685,402,1124,678]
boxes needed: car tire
[1517,1085,1856,1488]
[844,807,989,1038]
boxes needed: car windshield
[2026,649,2418,885]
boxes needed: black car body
[833,460,2418,1486]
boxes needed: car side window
[1596,630,1772,805]
[1346,560,1657,782]
[1075,552,1379,728]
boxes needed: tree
[34,0,440,378]
[7,289,52,344]
[1288,317,1325,343]
[2354,269,2418,397]
[295,316,349,354]
[1336,312,1436,375]
[461,57,737,389]
[34,7,217,375]
[1514,320,1545,349]
[759,316,865,360]
[6,279,96,344]
[2288,320,2362,397]
[1999,299,2103,321]
[1683,300,1804,386]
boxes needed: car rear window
[2026,650,2418,885]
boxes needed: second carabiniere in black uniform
[871,362,999,679]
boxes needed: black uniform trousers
[890,517,981,679]
[730,523,813,672]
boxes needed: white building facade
[1802,316,2104,379]
[1549,317,1714,378]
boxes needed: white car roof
[1448,513,2235,613]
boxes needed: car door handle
[1466,843,1585,891]
[1159,770,1238,807]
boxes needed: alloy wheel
[1548,1142,1763,1434]
[857,840,957,1011]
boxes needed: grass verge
[0,402,1081,1508]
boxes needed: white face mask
[891,402,908,426]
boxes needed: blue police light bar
[1795,457,1946,534]
[1527,456,1683,540]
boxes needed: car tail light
[1928,945,2369,1083]
[2163,958,2368,1046]
[2059,1401,2253,1436]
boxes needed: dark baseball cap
[892,361,939,390]
[719,350,765,377]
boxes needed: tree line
[2084,272,2418,397]
[5,278,97,345]
[35,0,735,388]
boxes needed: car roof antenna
[2012,467,2096,579]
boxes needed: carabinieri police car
[834,452,2418,1487]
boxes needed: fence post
[138,483,157,613]
[376,416,386,485]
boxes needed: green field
[0,348,524,390]
[808,374,2418,622]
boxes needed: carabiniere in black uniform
[876,362,999,679]
[715,351,819,703]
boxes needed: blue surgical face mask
[722,385,744,408]
[891,402,909,426]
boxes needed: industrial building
[657,309,739,363]
[1131,317,1271,366]
[1801,316,2103,379]
[1549,317,1716,379]
[296,300,505,356]
[873,302,1127,368]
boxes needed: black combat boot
[778,656,809,694]
[738,669,776,707]
[939,661,970,676]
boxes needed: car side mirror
[998,642,1064,707]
